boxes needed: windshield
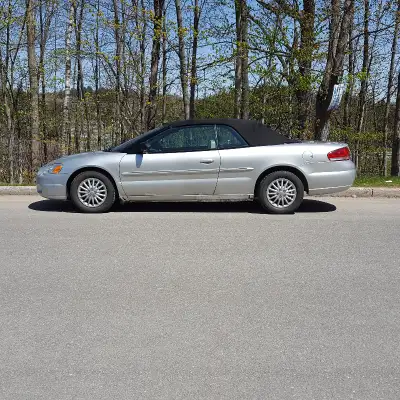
[104,126,166,153]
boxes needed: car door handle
[200,159,214,164]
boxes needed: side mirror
[139,142,149,153]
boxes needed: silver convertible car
[36,119,356,214]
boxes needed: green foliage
[354,176,400,187]
[196,90,235,119]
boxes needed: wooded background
[1,0,400,184]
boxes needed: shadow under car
[28,198,337,214]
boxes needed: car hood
[45,151,126,175]
[53,151,106,163]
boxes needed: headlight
[48,164,63,174]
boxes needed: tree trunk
[26,0,41,174]
[189,0,200,119]
[356,0,370,134]
[146,0,165,130]
[62,1,74,155]
[5,98,14,184]
[94,0,102,150]
[39,0,47,162]
[175,0,190,119]
[383,0,400,176]
[113,0,122,143]
[240,0,249,120]
[95,0,102,149]
[295,0,315,134]
[74,0,86,153]
[234,0,249,119]
[372,82,378,133]
[2,0,15,183]
[391,70,400,176]
[162,4,168,123]
[343,14,356,129]
[13,84,24,184]
[288,22,299,136]
[38,0,54,162]
[314,0,354,140]
[6,108,14,182]
[139,0,147,131]
[234,0,243,119]
[74,1,90,151]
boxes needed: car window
[107,126,166,153]
[216,125,248,150]
[147,125,217,153]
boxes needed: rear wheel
[256,171,304,214]
[70,171,116,213]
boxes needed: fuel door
[302,151,314,163]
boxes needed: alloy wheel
[77,178,108,208]
[266,178,297,208]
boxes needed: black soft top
[108,118,296,153]
[164,118,297,146]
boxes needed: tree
[62,1,74,154]
[391,70,400,176]
[113,0,123,143]
[0,0,25,183]
[256,0,315,134]
[383,0,400,176]
[234,0,249,119]
[132,0,149,131]
[314,0,355,140]
[1,0,400,183]
[147,0,165,130]
[189,0,201,119]
[162,1,168,123]
[26,0,41,175]
[74,0,86,152]
[175,0,190,119]
[94,0,102,149]
[296,0,315,134]
[356,0,370,134]
[38,0,55,162]
[343,8,356,129]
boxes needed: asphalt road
[1,196,400,400]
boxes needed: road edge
[0,186,400,198]
[0,186,38,195]
[310,187,400,198]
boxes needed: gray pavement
[1,196,400,399]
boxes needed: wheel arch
[254,165,309,197]
[66,166,120,200]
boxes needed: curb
[0,186,400,198]
[310,187,400,198]
[0,186,37,195]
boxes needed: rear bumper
[307,162,356,195]
[36,173,68,200]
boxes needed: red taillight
[327,146,351,161]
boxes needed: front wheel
[70,171,116,213]
[256,171,304,214]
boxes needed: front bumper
[36,172,68,200]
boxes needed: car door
[214,124,255,195]
[119,125,221,198]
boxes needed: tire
[70,171,116,213]
[256,171,304,214]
